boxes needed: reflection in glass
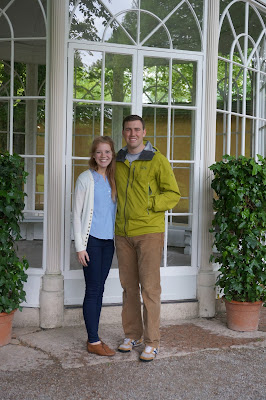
[104,53,132,102]
[0,54,11,96]
[170,109,194,161]
[216,111,227,162]
[0,101,9,151]
[104,105,131,152]
[165,2,202,51]
[72,103,101,157]
[35,159,44,210]
[104,15,136,45]
[74,50,102,101]
[69,1,203,51]
[172,163,193,216]
[142,107,168,157]
[69,0,112,41]
[172,61,196,105]
[16,224,43,269]
[143,58,169,104]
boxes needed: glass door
[64,43,203,305]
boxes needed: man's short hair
[122,115,145,130]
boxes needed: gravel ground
[1,346,265,400]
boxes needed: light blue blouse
[89,170,116,240]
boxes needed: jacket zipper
[131,165,135,188]
[123,166,131,236]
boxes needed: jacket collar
[116,141,157,162]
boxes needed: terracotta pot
[0,310,16,347]
[225,300,263,332]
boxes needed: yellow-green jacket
[115,141,181,237]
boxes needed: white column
[40,0,67,328]
[197,0,220,317]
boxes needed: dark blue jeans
[83,235,114,343]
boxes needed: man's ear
[143,129,147,137]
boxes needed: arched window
[0,0,47,268]
[216,0,266,160]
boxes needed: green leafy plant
[209,154,266,305]
[0,152,29,313]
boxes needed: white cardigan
[73,169,94,252]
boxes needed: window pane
[104,53,132,102]
[74,50,102,101]
[104,105,131,152]
[6,0,46,38]
[172,61,197,106]
[16,222,43,269]
[0,47,11,96]
[0,101,9,151]
[143,57,169,105]
[72,103,101,157]
[142,107,168,157]
[167,217,192,267]
[170,109,194,161]
[172,163,193,216]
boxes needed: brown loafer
[101,341,116,356]
[87,341,115,357]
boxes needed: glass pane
[229,116,253,158]
[142,107,168,157]
[0,101,9,152]
[258,123,266,158]
[104,53,132,102]
[69,0,112,41]
[0,47,11,96]
[165,2,202,51]
[13,99,45,155]
[16,221,43,269]
[217,59,229,110]
[7,0,46,38]
[248,6,265,44]
[141,0,203,29]
[172,163,193,216]
[172,61,197,105]
[143,57,169,104]
[116,11,138,44]
[104,17,136,45]
[103,105,131,152]
[231,64,244,112]
[74,50,102,101]
[170,109,194,161]
[167,217,192,267]
[13,100,25,154]
[14,40,46,67]
[141,23,170,49]
[216,111,227,161]
[0,11,11,38]
[72,103,101,157]
[35,158,44,210]
[100,0,137,15]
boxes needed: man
[115,115,181,362]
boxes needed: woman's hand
[77,250,90,267]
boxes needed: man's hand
[77,250,90,266]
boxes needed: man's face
[122,120,146,154]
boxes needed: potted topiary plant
[209,154,266,331]
[0,152,29,346]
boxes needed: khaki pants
[115,233,164,348]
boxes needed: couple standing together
[73,115,181,362]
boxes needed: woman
[73,136,116,356]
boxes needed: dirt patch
[160,324,263,352]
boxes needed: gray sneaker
[118,338,143,353]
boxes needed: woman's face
[94,142,113,170]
